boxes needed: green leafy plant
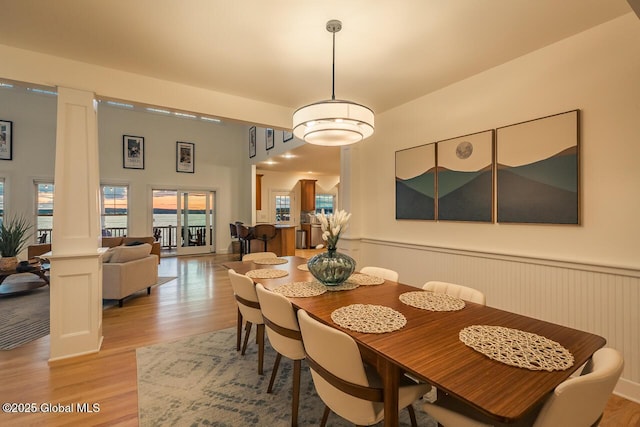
[0,215,33,257]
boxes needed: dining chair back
[256,284,305,426]
[297,309,429,427]
[360,266,399,282]
[422,347,624,427]
[422,281,486,305]
[242,252,278,261]
[228,269,265,374]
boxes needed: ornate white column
[48,87,103,361]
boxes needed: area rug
[0,285,50,350]
[136,328,436,426]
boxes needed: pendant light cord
[331,30,336,101]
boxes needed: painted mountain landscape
[395,170,435,219]
[497,147,578,223]
[438,166,493,221]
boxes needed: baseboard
[615,377,640,404]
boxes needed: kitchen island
[248,224,296,256]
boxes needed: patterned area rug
[0,285,49,350]
[1,276,177,349]
[136,328,436,426]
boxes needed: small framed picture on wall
[123,135,144,169]
[249,126,256,158]
[176,141,195,173]
[283,130,293,142]
[0,119,13,160]
[266,128,274,150]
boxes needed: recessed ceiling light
[174,112,196,118]
[200,116,221,123]
[146,107,171,114]
[282,153,296,159]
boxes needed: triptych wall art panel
[395,109,579,225]
[496,110,579,224]
[437,130,494,222]
[395,143,436,220]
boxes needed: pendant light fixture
[292,19,374,146]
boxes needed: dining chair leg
[257,323,265,375]
[236,308,243,351]
[407,404,418,427]
[320,405,330,427]
[241,322,253,355]
[291,359,301,427]
[267,353,282,393]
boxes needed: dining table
[223,256,606,427]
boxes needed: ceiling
[0,0,632,175]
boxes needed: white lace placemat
[399,291,466,311]
[296,263,309,271]
[245,269,289,279]
[331,304,407,333]
[324,282,359,291]
[346,272,385,286]
[252,258,288,265]
[459,325,575,371]
[273,281,327,298]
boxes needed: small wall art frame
[283,130,293,142]
[123,135,144,169]
[249,126,256,158]
[266,128,274,150]
[395,143,436,220]
[496,109,580,224]
[176,141,195,173]
[0,119,13,160]
[436,130,494,222]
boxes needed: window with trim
[315,194,334,215]
[275,195,291,223]
[101,185,128,237]
[36,182,54,243]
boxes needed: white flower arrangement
[316,209,351,250]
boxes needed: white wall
[350,14,640,398]
[0,89,252,254]
[98,104,251,252]
[0,88,57,239]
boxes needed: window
[36,182,54,243]
[101,185,128,237]
[275,194,291,223]
[315,194,334,214]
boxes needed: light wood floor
[0,252,638,426]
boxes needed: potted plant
[0,215,33,271]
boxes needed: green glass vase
[307,248,355,286]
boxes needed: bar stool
[253,224,277,253]
[236,223,255,260]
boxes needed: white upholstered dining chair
[242,251,278,261]
[360,266,399,282]
[297,309,430,427]
[422,281,486,305]
[255,284,305,427]
[228,269,265,374]
[423,347,623,427]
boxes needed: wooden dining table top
[224,256,606,426]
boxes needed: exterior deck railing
[36,225,213,251]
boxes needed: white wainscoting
[357,238,640,403]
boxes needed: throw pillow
[108,243,152,263]
[102,247,115,263]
